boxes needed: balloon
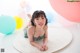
[0,15,16,35]
[45,11,54,23]
[14,16,23,29]
[49,0,80,22]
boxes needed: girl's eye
[36,18,39,20]
[42,17,44,19]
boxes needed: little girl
[25,10,48,51]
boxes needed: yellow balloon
[14,16,23,29]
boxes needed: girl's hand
[35,24,45,36]
[38,45,44,51]
[42,44,48,51]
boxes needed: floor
[53,23,80,53]
[0,23,80,53]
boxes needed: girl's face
[34,16,46,27]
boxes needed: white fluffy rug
[13,27,72,53]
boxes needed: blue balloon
[45,12,54,23]
[0,15,16,35]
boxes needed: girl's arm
[43,26,48,45]
[28,27,42,48]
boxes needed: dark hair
[31,10,48,26]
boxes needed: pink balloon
[49,0,80,22]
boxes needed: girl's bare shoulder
[28,26,35,35]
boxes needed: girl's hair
[31,10,48,26]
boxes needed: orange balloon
[49,0,80,22]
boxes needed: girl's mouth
[39,23,43,26]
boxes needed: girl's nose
[40,18,43,21]
[39,20,43,23]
